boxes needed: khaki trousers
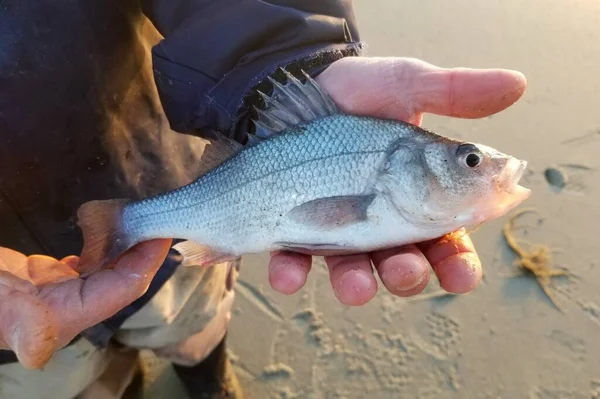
[0,258,239,399]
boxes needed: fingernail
[396,267,428,292]
[336,270,376,305]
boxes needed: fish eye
[456,143,484,168]
[465,153,481,167]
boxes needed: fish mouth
[500,158,528,193]
[474,158,531,224]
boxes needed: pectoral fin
[287,194,376,228]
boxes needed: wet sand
[144,0,600,397]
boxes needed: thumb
[0,291,59,369]
[316,56,527,121]
[56,238,173,335]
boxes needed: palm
[267,56,527,305]
[0,239,171,369]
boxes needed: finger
[27,255,79,285]
[370,245,431,297]
[0,250,78,285]
[417,231,482,294]
[316,57,527,121]
[324,254,378,306]
[77,239,172,320]
[0,291,58,369]
[60,255,80,269]
[0,270,39,295]
[408,60,527,119]
[0,247,29,279]
[47,239,172,337]
[268,251,312,295]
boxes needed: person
[0,1,527,398]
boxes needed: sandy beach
[143,1,600,397]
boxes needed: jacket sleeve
[141,0,364,143]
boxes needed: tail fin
[76,199,132,275]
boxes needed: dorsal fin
[251,68,339,140]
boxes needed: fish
[75,68,531,274]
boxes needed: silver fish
[76,69,530,273]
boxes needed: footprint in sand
[578,300,600,327]
[591,379,600,399]
[411,311,462,360]
[529,379,600,399]
[530,386,590,399]
[266,304,465,398]
[547,329,586,362]
[235,279,285,323]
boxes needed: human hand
[0,239,171,369]
[267,56,527,305]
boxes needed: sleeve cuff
[151,41,365,142]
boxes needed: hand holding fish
[267,57,528,305]
[75,56,530,310]
[0,239,171,369]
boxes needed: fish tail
[76,199,133,275]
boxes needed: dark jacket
[0,0,363,357]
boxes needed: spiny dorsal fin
[251,68,339,140]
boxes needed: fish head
[382,138,531,229]
[424,140,531,226]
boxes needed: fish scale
[76,68,530,272]
[122,116,405,250]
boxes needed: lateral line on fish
[75,64,532,276]
[124,149,386,223]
